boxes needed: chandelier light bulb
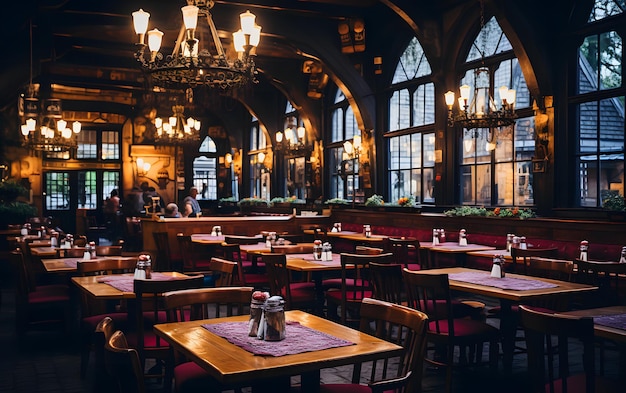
[258,151,265,163]
[233,30,245,53]
[62,128,72,139]
[26,117,36,131]
[297,125,305,139]
[444,91,455,107]
[343,140,353,155]
[181,5,199,30]
[169,115,177,127]
[194,119,201,130]
[154,117,163,129]
[72,121,81,133]
[459,85,471,101]
[275,131,283,143]
[147,28,163,55]
[250,25,261,47]
[21,124,30,136]
[132,9,150,37]
[56,119,67,131]
[353,134,362,150]
[240,10,256,35]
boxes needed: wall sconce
[275,117,309,153]
[343,134,362,159]
[224,152,233,168]
[373,56,383,75]
[136,157,152,176]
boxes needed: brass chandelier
[153,104,201,145]
[132,0,261,90]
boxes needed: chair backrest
[337,252,395,324]
[575,258,626,306]
[176,233,197,272]
[357,298,429,393]
[519,305,596,393]
[220,243,246,284]
[95,245,123,256]
[133,275,205,363]
[74,235,88,247]
[152,231,171,271]
[527,257,574,282]
[510,247,559,274]
[57,247,87,258]
[224,235,262,245]
[208,257,237,287]
[369,262,405,305]
[403,269,454,333]
[163,286,253,321]
[93,316,116,371]
[388,237,422,269]
[104,330,145,393]
[355,245,384,255]
[261,253,294,308]
[10,249,35,297]
[77,258,137,276]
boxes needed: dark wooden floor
[0,259,621,393]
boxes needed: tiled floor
[0,259,621,393]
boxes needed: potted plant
[602,191,626,221]
[0,179,37,228]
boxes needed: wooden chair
[104,330,146,393]
[221,242,268,289]
[208,257,237,287]
[510,247,559,274]
[403,269,500,393]
[76,257,137,378]
[9,249,71,343]
[89,316,117,391]
[318,298,429,393]
[519,305,620,393]
[368,262,405,305]
[162,286,253,393]
[128,275,205,383]
[56,246,87,258]
[388,237,422,270]
[176,233,211,273]
[74,235,88,247]
[124,217,143,252]
[527,257,574,282]
[325,252,395,326]
[262,253,318,312]
[95,245,123,256]
[575,259,626,307]
[153,231,175,271]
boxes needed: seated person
[164,203,180,218]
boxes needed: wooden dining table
[415,267,598,371]
[71,271,189,300]
[153,310,403,393]
[420,241,497,268]
[43,255,138,273]
[559,305,626,344]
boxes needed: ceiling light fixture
[443,0,516,131]
[132,0,261,90]
[153,104,201,145]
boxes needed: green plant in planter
[365,194,385,207]
[444,206,488,217]
[270,197,286,205]
[237,197,269,207]
[324,198,349,205]
[602,192,626,212]
[0,180,37,226]
[0,179,29,203]
[218,196,238,205]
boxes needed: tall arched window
[192,136,217,200]
[387,37,435,204]
[572,0,624,208]
[328,89,360,200]
[458,17,533,206]
[249,116,270,199]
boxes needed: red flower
[493,207,501,215]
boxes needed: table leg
[301,370,321,393]
[498,299,517,372]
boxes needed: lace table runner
[202,321,353,356]
[96,273,176,292]
[594,313,626,330]
[448,271,558,291]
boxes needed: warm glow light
[353,134,362,150]
[136,158,144,168]
[225,153,233,163]
[26,118,36,131]
[56,119,66,132]
[499,86,509,104]
[155,117,163,129]
[297,125,305,139]
[21,124,29,136]
[233,30,245,53]
[240,10,256,35]
[132,9,150,36]
[250,25,261,47]
[72,121,81,133]
[147,28,163,53]
[258,152,265,163]
[343,140,353,155]
[181,5,199,30]
[459,85,471,101]
[275,131,283,143]
[143,162,151,172]
[61,128,72,138]
[444,91,455,107]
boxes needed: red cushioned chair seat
[427,318,499,341]
[322,278,370,289]
[406,263,420,271]
[174,361,224,393]
[326,289,373,302]
[29,286,70,304]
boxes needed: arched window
[192,135,217,200]
[249,116,270,199]
[572,0,624,208]
[328,89,361,200]
[458,17,533,207]
[387,37,435,204]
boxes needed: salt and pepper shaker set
[490,254,506,278]
[330,222,342,232]
[363,224,371,238]
[133,254,152,279]
[248,291,286,341]
[82,241,97,260]
[313,241,332,261]
[210,226,222,236]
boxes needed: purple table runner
[594,313,626,330]
[288,253,342,264]
[96,273,177,292]
[202,321,354,356]
[448,271,558,291]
